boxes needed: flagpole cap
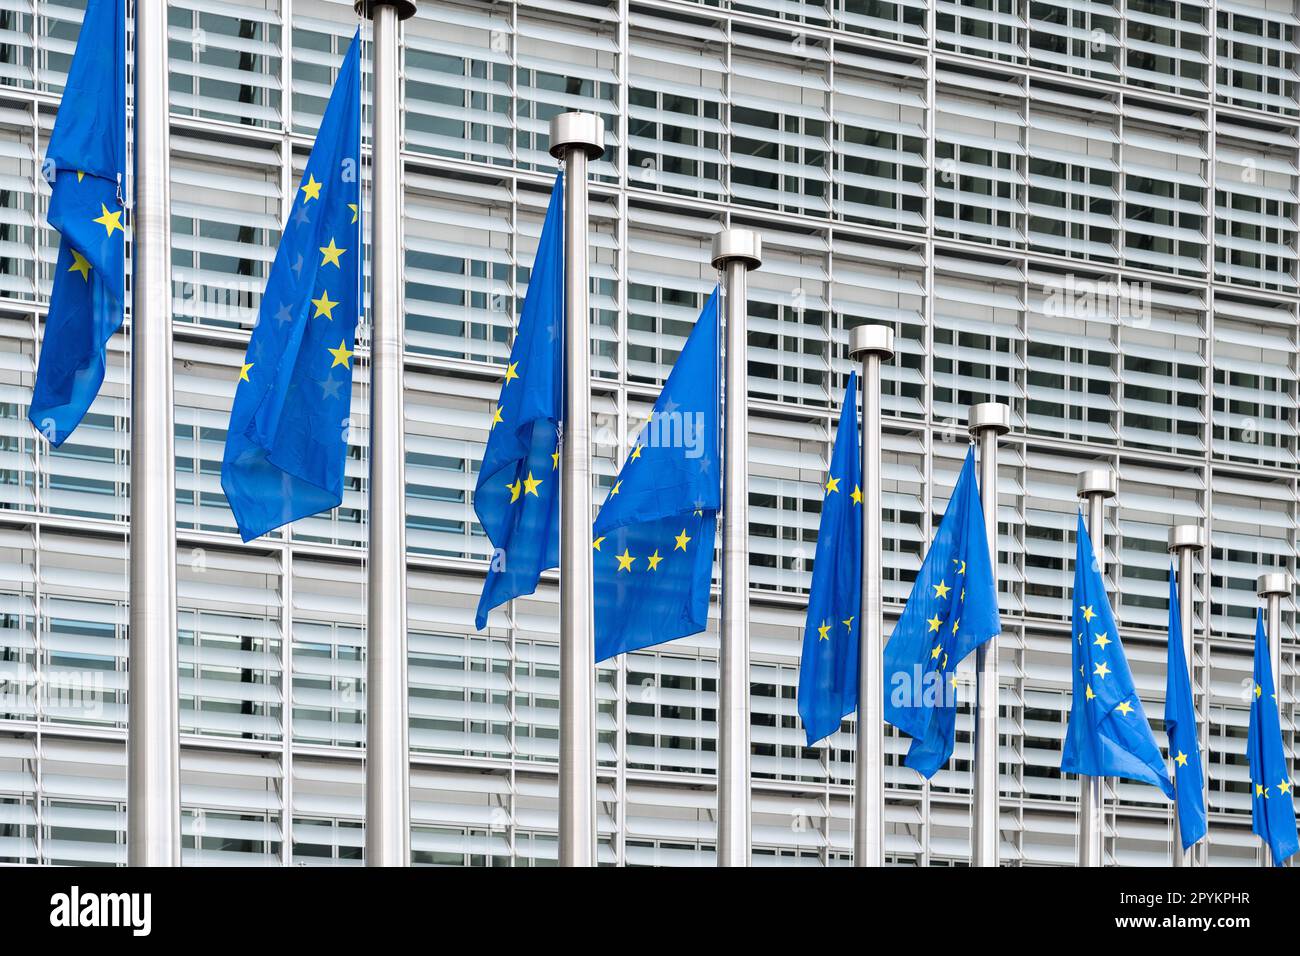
[1167,525,1206,553]
[354,0,417,20]
[1076,468,1117,500]
[1257,572,1290,598]
[711,229,762,271]
[548,113,605,161]
[967,402,1010,437]
[850,324,895,361]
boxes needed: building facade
[0,0,1295,864]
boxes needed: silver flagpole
[851,325,894,867]
[549,112,604,868]
[357,0,415,867]
[712,228,761,868]
[967,402,1009,867]
[1256,571,1289,868]
[127,0,180,868]
[1076,467,1116,868]
[1167,525,1205,868]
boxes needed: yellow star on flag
[300,174,323,202]
[348,203,358,223]
[76,170,85,182]
[930,644,942,660]
[1256,783,1266,797]
[647,550,663,571]
[609,480,621,497]
[551,450,560,471]
[506,478,521,503]
[592,536,605,551]
[1279,779,1293,796]
[851,485,862,505]
[1174,751,1188,767]
[328,341,354,369]
[68,250,92,280]
[616,549,635,572]
[1093,632,1112,650]
[630,444,644,461]
[312,290,339,320]
[825,476,840,494]
[503,361,519,385]
[1085,685,1095,700]
[674,529,691,551]
[927,615,942,633]
[239,362,253,382]
[489,406,503,430]
[1093,661,1111,679]
[522,471,542,496]
[817,621,831,641]
[93,203,123,237]
[1255,683,1262,699]
[932,580,951,599]
[319,238,346,268]
[1081,605,1096,623]
[1116,700,1134,717]
[842,616,854,630]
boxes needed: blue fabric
[1248,609,1298,865]
[29,0,126,446]
[473,174,564,628]
[1170,564,1206,848]
[1061,513,1173,798]
[1164,564,1206,850]
[221,33,362,541]
[797,372,861,746]
[882,447,1000,777]
[593,290,721,661]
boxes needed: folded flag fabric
[797,371,861,746]
[1248,608,1298,865]
[593,289,721,661]
[29,0,126,446]
[1061,512,1174,798]
[473,175,564,628]
[221,32,362,542]
[1164,563,1206,851]
[883,447,1000,778]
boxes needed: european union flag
[221,32,361,542]
[797,372,861,746]
[883,447,1000,777]
[1247,609,1298,865]
[1061,513,1173,797]
[29,0,126,446]
[1165,564,1206,850]
[593,289,720,661]
[473,175,563,629]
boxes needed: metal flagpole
[1167,525,1205,867]
[712,228,761,867]
[1256,571,1289,868]
[549,112,604,868]
[967,403,1009,867]
[850,325,894,867]
[127,0,180,868]
[357,0,415,867]
[1076,467,1116,868]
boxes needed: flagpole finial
[711,228,762,271]
[966,402,1010,437]
[354,0,417,19]
[549,112,605,160]
[850,324,894,361]
[1257,572,1289,597]
[1167,525,1206,553]
[1076,467,1117,500]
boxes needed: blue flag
[29,0,126,446]
[883,447,1000,777]
[221,32,362,542]
[1061,513,1173,797]
[473,175,564,629]
[1248,609,1298,865]
[593,290,720,661]
[797,372,861,745]
[1165,564,1206,850]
